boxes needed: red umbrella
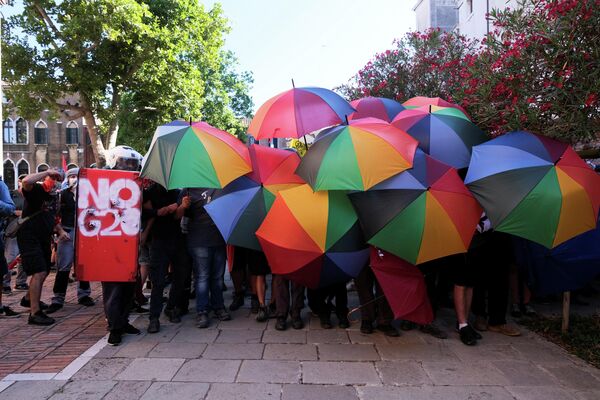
[348,96,405,122]
[370,247,433,325]
[403,96,471,120]
[248,87,355,140]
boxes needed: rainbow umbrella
[296,118,418,191]
[348,96,405,122]
[403,96,471,120]
[204,145,305,250]
[465,131,600,248]
[248,87,355,139]
[392,105,488,169]
[256,184,369,288]
[141,120,251,189]
[349,150,482,264]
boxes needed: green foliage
[2,0,253,160]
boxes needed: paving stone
[206,383,281,400]
[203,343,264,360]
[347,331,393,345]
[376,360,433,385]
[171,328,219,343]
[377,342,458,361]
[505,386,577,400]
[512,341,571,362]
[317,344,379,361]
[94,345,120,358]
[575,390,600,400]
[306,330,349,344]
[116,358,185,381]
[215,329,263,344]
[492,361,558,386]
[267,315,309,331]
[72,358,133,380]
[542,363,600,390]
[219,316,267,330]
[237,360,301,384]
[140,382,209,400]
[140,325,180,343]
[114,341,158,358]
[446,343,523,362]
[172,359,240,383]
[0,380,66,400]
[358,385,515,400]
[263,344,318,361]
[148,342,206,358]
[48,380,117,400]
[422,361,511,386]
[262,330,306,344]
[103,381,152,400]
[282,384,358,400]
[301,361,380,385]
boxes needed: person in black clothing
[354,266,399,336]
[144,183,190,333]
[46,168,94,314]
[18,168,63,325]
[3,174,27,293]
[307,282,349,329]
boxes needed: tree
[2,0,253,164]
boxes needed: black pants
[273,275,305,319]
[53,270,90,299]
[307,282,348,319]
[102,282,134,332]
[355,266,394,325]
[472,262,510,326]
[149,237,191,319]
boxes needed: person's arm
[22,169,62,191]
[0,182,16,217]
[175,195,191,219]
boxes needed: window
[15,118,28,144]
[37,163,49,172]
[66,121,79,144]
[3,118,15,144]
[34,120,49,144]
[467,0,473,14]
[17,159,29,178]
[3,160,15,191]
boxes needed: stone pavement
[1,280,600,400]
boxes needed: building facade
[455,0,519,40]
[3,110,86,190]
[413,0,459,32]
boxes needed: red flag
[61,154,68,171]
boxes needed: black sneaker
[147,318,160,333]
[14,283,29,291]
[319,315,333,329]
[459,325,477,346]
[256,305,269,322]
[28,311,55,326]
[420,323,448,339]
[123,323,141,335]
[377,324,400,337]
[107,330,122,346]
[229,293,245,311]
[196,312,209,329]
[400,320,417,331]
[360,320,373,334]
[131,305,149,314]
[0,306,20,318]
[338,315,350,329]
[455,322,482,340]
[291,316,304,330]
[168,309,181,323]
[78,296,95,307]
[250,296,259,314]
[214,308,231,321]
[20,297,49,310]
[45,303,63,314]
[275,317,287,331]
[2,286,11,295]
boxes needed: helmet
[105,145,143,171]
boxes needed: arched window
[34,120,49,144]
[67,163,78,170]
[66,121,79,144]
[37,163,49,172]
[15,118,28,144]
[3,160,16,190]
[17,159,30,178]
[3,118,15,144]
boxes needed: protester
[46,168,94,314]
[17,168,62,325]
[307,282,349,329]
[228,246,248,311]
[0,178,18,318]
[3,174,27,293]
[354,266,399,336]
[273,275,305,330]
[247,249,271,322]
[178,188,230,328]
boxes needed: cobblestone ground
[1,274,599,399]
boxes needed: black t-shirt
[58,189,76,229]
[182,188,225,247]
[22,183,57,234]
[145,184,182,240]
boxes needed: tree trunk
[106,122,119,150]
[83,112,107,167]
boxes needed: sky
[203,0,416,111]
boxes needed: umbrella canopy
[403,96,471,120]
[141,120,251,189]
[204,145,305,250]
[348,96,405,122]
[349,150,482,264]
[370,248,433,325]
[465,131,600,248]
[296,118,418,191]
[392,105,488,169]
[248,87,355,139]
[256,184,369,288]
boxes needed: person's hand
[47,168,63,181]
[14,210,22,217]
[181,195,191,209]
[58,230,71,242]
[157,206,169,216]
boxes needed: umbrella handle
[347,295,387,323]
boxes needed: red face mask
[42,177,56,192]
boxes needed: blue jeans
[188,245,226,313]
